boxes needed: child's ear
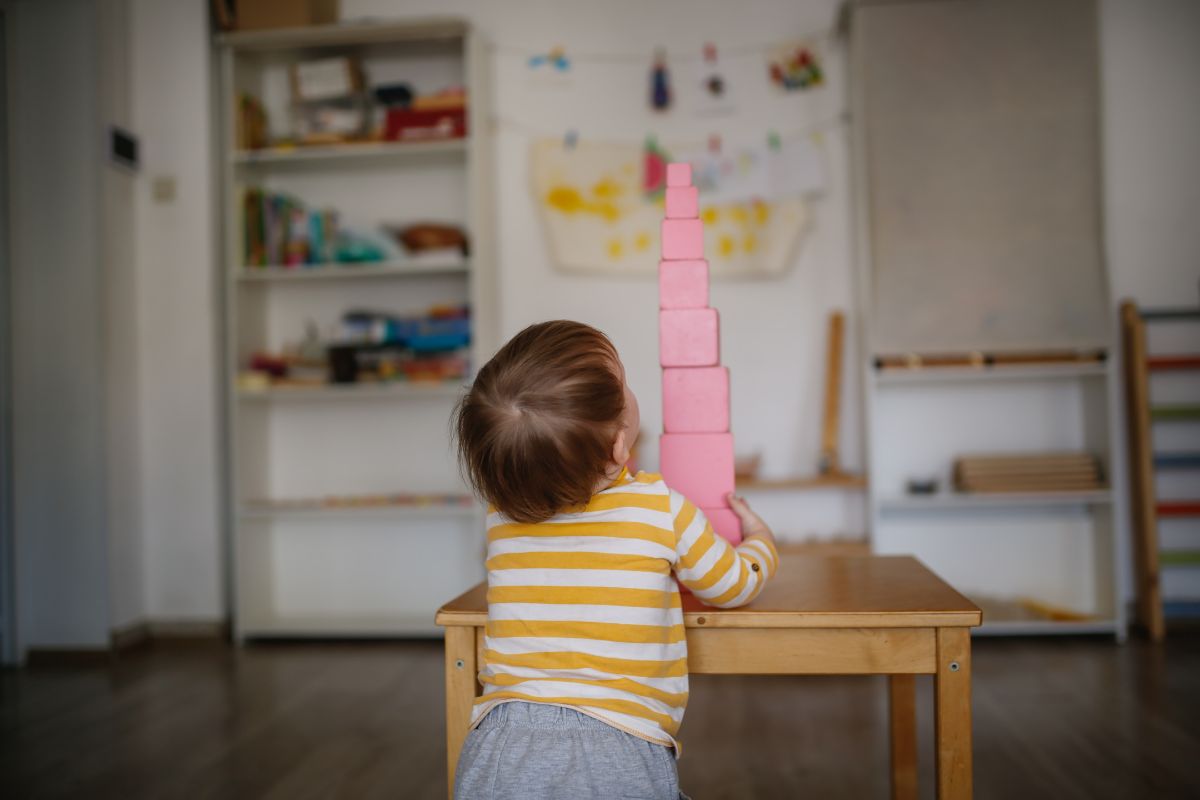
[611,427,630,467]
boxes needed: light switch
[152,176,176,204]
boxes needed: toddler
[452,320,779,800]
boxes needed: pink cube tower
[658,162,741,545]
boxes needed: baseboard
[109,618,229,653]
[146,618,230,640]
[25,647,112,667]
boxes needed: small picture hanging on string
[642,135,673,200]
[649,48,672,112]
[692,42,736,116]
[767,42,825,93]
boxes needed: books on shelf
[244,188,339,267]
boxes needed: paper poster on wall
[531,138,814,277]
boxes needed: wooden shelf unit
[218,19,493,640]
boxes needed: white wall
[10,0,112,648]
[344,0,862,540]
[130,0,223,621]
[108,1,1199,620]
[1101,0,1200,307]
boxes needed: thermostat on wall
[109,126,139,171]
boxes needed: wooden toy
[665,186,699,219]
[662,366,729,433]
[659,308,719,367]
[666,162,692,187]
[661,218,705,260]
[702,506,742,545]
[658,259,709,309]
[659,432,735,508]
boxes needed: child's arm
[670,491,780,608]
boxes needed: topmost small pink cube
[666,162,692,187]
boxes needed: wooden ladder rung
[1162,601,1200,619]
[1154,453,1200,469]
[1141,308,1200,322]
[1150,405,1200,422]
[1147,355,1200,371]
[1159,551,1200,568]
[1157,501,1200,517]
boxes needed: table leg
[445,626,478,799]
[889,674,918,800]
[935,628,973,799]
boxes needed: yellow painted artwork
[530,139,811,277]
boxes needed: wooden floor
[2,634,1200,799]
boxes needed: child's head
[454,320,640,523]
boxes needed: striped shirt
[470,468,780,753]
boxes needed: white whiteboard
[854,0,1110,355]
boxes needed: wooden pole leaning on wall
[1120,300,1164,641]
[819,311,845,475]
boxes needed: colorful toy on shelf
[657,162,741,544]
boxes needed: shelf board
[878,489,1112,512]
[240,500,479,521]
[738,473,866,491]
[237,382,465,402]
[232,137,466,167]
[236,260,468,283]
[218,18,468,51]
[874,362,1108,385]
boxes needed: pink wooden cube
[663,367,729,433]
[659,259,709,309]
[661,218,704,260]
[659,308,719,367]
[659,432,734,508]
[665,187,699,219]
[666,162,692,187]
[702,506,743,546]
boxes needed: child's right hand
[727,493,777,549]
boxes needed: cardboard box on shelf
[235,0,339,32]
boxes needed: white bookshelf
[218,19,494,640]
[848,3,1127,639]
[858,364,1127,638]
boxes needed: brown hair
[453,320,626,523]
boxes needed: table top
[436,555,982,629]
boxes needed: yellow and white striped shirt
[470,469,780,753]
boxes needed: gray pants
[454,701,686,800]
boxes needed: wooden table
[435,555,982,799]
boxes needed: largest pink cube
[660,432,734,508]
[659,259,709,309]
[663,367,729,433]
[702,506,743,545]
[660,308,720,367]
